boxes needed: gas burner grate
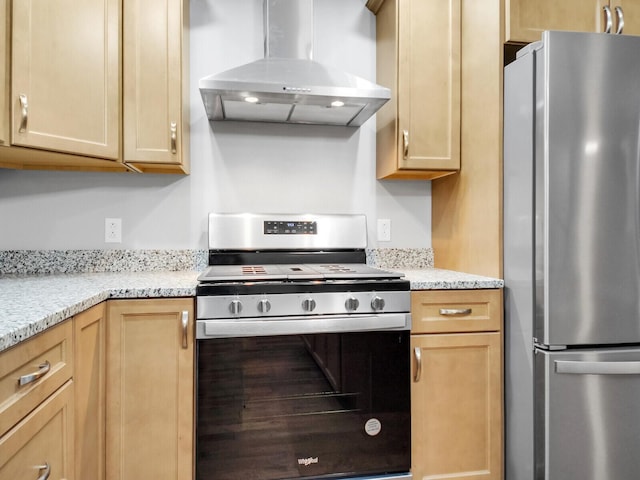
[321,264,358,273]
[241,266,267,275]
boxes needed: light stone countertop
[0,268,502,353]
[0,271,200,353]
[396,268,504,290]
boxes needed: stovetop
[197,213,409,298]
[197,263,403,282]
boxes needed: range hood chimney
[198,0,390,127]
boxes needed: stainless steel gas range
[195,213,412,480]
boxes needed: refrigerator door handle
[555,360,640,375]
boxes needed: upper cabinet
[0,0,189,173]
[507,0,640,43]
[369,0,461,180]
[11,0,119,159]
[123,0,189,173]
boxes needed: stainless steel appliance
[196,213,411,480]
[198,0,390,127]
[504,31,640,480]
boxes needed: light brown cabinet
[74,303,106,480]
[369,0,461,179]
[123,0,189,173]
[410,289,502,480]
[0,320,75,480]
[0,381,74,480]
[0,0,189,173]
[106,298,194,480]
[0,320,74,437]
[10,0,120,159]
[507,0,640,43]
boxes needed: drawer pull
[36,463,50,480]
[439,308,472,316]
[413,347,422,383]
[18,361,51,387]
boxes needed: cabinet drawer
[0,321,73,436]
[0,380,74,479]
[411,289,502,334]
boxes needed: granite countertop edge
[0,268,503,353]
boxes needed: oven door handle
[197,313,411,338]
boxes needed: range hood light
[330,100,345,108]
[244,96,260,104]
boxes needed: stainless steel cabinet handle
[439,308,472,316]
[413,347,422,383]
[170,122,177,154]
[603,5,612,33]
[18,361,51,387]
[615,6,624,34]
[181,311,189,349]
[18,94,28,133]
[556,360,640,375]
[36,463,50,480]
[402,130,409,160]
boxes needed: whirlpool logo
[297,457,319,466]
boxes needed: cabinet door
[11,0,119,159]
[0,381,74,480]
[107,298,194,480]
[398,0,460,172]
[507,0,609,43]
[0,0,8,147]
[123,0,188,172]
[376,0,460,179]
[411,332,502,480]
[75,303,106,480]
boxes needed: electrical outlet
[377,219,391,242]
[105,218,122,243]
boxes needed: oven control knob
[371,296,386,311]
[345,297,360,311]
[258,299,271,313]
[371,295,384,311]
[302,298,316,312]
[229,300,243,315]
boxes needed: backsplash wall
[0,0,431,250]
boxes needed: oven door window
[196,331,410,480]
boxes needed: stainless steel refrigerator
[504,30,640,480]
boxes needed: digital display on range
[264,220,317,235]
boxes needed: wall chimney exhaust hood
[198,0,390,127]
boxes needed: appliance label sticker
[364,418,381,436]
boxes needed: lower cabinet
[0,380,74,480]
[410,289,503,480]
[0,319,75,480]
[106,298,194,480]
[74,303,107,480]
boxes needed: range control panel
[264,220,317,235]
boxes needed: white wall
[0,0,431,250]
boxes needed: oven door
[196,324,410,480]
